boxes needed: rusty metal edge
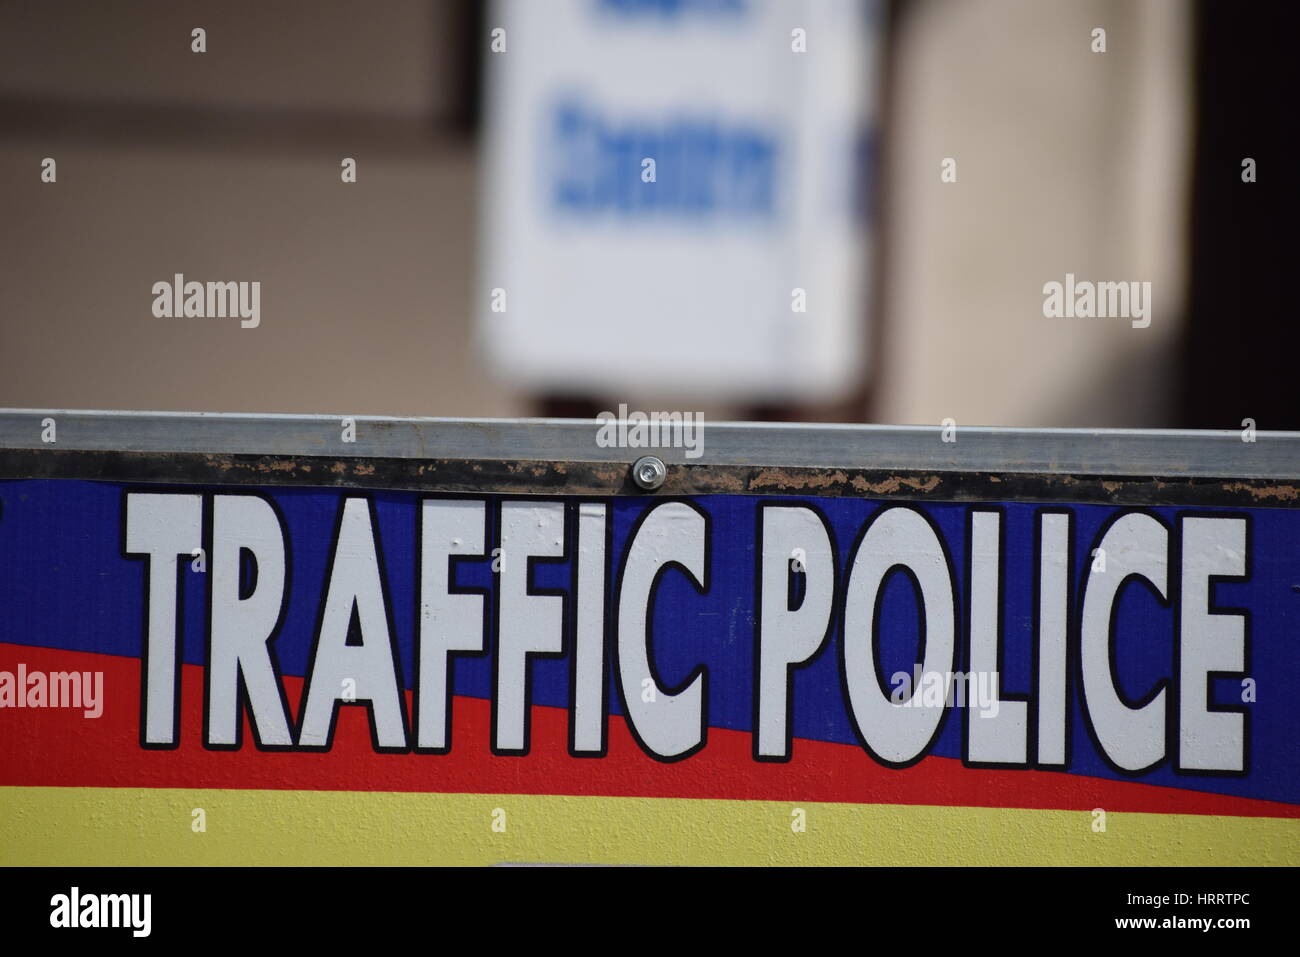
[2,448,1297,509]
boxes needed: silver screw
[631,455,667,491]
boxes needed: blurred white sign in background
[478,0,881,402]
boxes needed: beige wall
[0,0,456,118]
[874,0,1192,427]
[0,1,521,418]
[0,138,524,418]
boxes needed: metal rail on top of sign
[0,409,1297,507]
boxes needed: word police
[125,493,1247,771]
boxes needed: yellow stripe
[2,786,1295,866]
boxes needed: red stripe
[1,643,1295,818]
